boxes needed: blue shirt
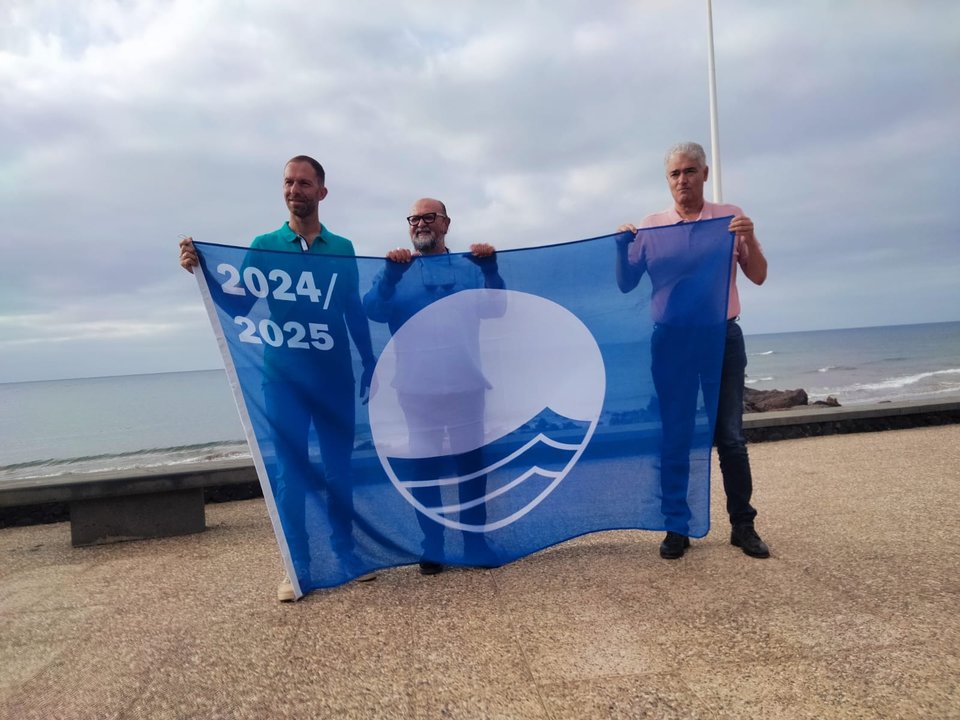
[363,252,506,393]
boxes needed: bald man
[364,198,505,575]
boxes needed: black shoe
[731,524,770,558]
[419,561,444,576]
[659,531,690,559]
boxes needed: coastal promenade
[2,424,959,718]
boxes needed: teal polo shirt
[244,222,362,381]
[250,221,356,257]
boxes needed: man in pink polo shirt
[616,141,770,561]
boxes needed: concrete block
[70,488,205,546]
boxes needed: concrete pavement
[2,425,959,719]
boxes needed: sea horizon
[2,320,958,484]
[3,319,956,387]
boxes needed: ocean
[743,321,960,404]
[1,321,957,485]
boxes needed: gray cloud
[1,0,958,382]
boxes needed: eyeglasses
[406,212,446,226]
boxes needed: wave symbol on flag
[368,289,606,531]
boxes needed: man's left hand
[469,243,496,258]
[729,216,755,239]
[467,243,499,276]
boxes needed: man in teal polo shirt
[179,155,375,601]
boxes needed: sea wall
[743,399,960,442]
[2,399,958,528]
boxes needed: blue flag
[194,218,733,597]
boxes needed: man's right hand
[179,236,199,273]
[383,247,415,286]
[386,248,414,264]
[615,224,637,248]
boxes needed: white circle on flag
[369,289,605,531]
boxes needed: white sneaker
[277,575,296,602]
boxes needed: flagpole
[706,0,723,202]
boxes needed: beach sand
[1,425,958,719]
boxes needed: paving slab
[1,425,958,719]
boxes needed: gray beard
[412,232,439,253]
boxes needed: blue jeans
[713,321,757,526]
[651,320,757,532]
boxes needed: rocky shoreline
[743,387,840,413]
[740,388,960,441]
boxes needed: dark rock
[812,396,841,407]
[743,387,809,412]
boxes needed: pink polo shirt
[638,201,759,320]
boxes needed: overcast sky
[2,0,958,383]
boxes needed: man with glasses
[616,142,770,561]
[364,198,505,575]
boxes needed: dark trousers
[714,321,757,526]
[651,320,756,533]
[265,378,357,575]
[398,390,489,560]
[412,455,489,560]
